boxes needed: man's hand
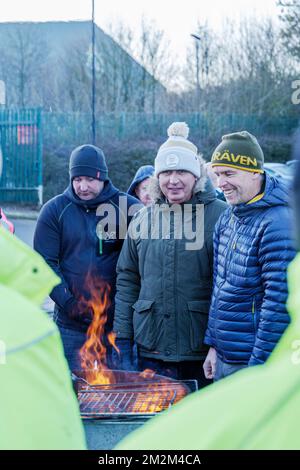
[65,298,93,325]
[112,338,135,371]
[203,347,217,379]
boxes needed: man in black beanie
[34,144,141,371]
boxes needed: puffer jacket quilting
[204,174,296,365]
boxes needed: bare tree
[278,0,300,59]
[106,19,172,113]
[184,22,218,110]
[178,15,296,119]
[133,17,176,112]
[3,26,49,107]
[104,22,138,111]
[59,42,91,112]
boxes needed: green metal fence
[0,109,298,205]
[0,108,42,205]
[43,111,299,148]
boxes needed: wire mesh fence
[0,108,299,205]
[0,108,42,204]
[43,111,299,149]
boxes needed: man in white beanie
[113,123,226,388]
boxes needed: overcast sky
[1,0,280,61]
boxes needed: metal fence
[43,112,299,148]
[0,108,42,205]
[0,108,298,206]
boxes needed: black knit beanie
[69,144,108,181]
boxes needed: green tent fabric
[0,228,86,450]
[116,253,300,450]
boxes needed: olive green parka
[114,172,226,362]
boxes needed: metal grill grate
[73,370,197,419]
[78,385,183,418]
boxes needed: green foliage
[103,139,158,192]
[42,139,159,201]
[42,131,295,202]
[43,148,70,202]
[260,135,292,163]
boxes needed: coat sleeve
[204,213,223,347]
[248,209,296,366]
[113,218,141,340]
[33,201,74,309]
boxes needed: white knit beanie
[154,122,201,178]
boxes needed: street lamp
[92,0,96,144]
[191,33,201,112]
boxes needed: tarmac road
[11,217,36,247]
[10,216,54,314]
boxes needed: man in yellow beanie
[203,131,295,380]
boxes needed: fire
[139,369,156,380]
[134,374,187,413]
[136,369,187,412]
[77,273,189,414]
[78,272,117,385]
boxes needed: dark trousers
[138,356,212,390]
[57,326,86,371]
[57,325,113,372]
[214,356,247,382]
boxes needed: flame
[135,380,187,413]
[133,369,188,413]
[139,369,156,380]
[78,272,117,385]
[77,273,188,413]
[122,369,187,413]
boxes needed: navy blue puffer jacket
[204,174,296,365]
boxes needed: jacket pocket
[188,300,210,352]
[132,300,156,351]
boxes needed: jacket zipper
[174,237,179,361]
[223,213,235,278]
[252,297,256,332]
[214,213,235,348]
